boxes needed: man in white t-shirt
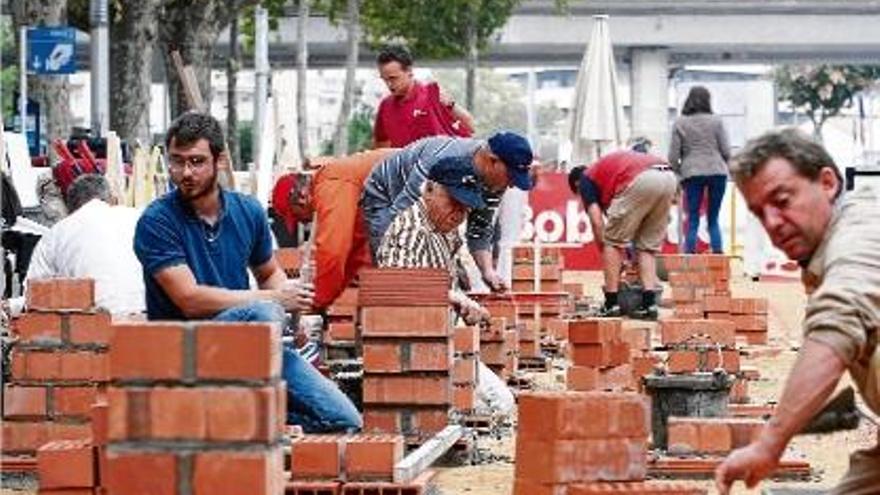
[24,174,145,315]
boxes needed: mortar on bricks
[644,370,733,450]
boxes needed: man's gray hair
[731,128,843,196]
[65,174,112,212]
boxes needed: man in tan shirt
[716,128,880,494]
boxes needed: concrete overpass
[251,0,880,68]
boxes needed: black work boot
[598,291,622,317]
[632,288,659,321]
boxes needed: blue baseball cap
[428,157,486,209]
[488,131,534,190]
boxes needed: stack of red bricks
[480,310,520,380]
[511,245,563,293]
[660,318,739,375]
[289,433,428,493]
[659,254,770,345]
[666,416,765,456]
[326,286,358,344]
[565,318,635,392]
[359,268,452,444]
[103,320,286,494]
[3,278,108,456]
[452,326,480,413]
[514,391,707,495]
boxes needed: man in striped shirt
[361,132,534,293]
[376,156,489,323]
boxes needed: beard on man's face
[175,164,219,202]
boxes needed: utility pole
[90,0,110,136]
[252,5,269,193]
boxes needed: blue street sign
[27,27,77,75]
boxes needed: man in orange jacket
[273,148,395,309]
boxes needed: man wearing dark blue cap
[361,132,534,292]
[376,156,489,323]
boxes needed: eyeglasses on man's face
[167,154,212,172]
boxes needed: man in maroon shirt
[372,45,475,148]
[568,151,677,320]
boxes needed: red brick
[673,303,705,319]
[702,295,731,313]
[360,306,451,337]
[480,317,508,342]
[27,279,95,311]
[362,342,401,373]
[452,357,478,384]
[568,318,621,344]
[453,384,476,411]
[327,321,356,341]
[196,322,281,381]
[363,341,452,373]
[515,437,646,483]
[193,449,281,495]
[14,350,61,381]
[60,351,108,381]
[666,419,699,454]
[410,341,454,371]
[600,363,636,392]
[666,349,740,374]
[362,376,450,405]
[104,450,177,495]
[517,392,649,441]
[569,341,629,368]
[563,283,584,297]
[732,314,768,331]
[110,323,184,381]
[362,408,449,436]
[12,312,63,343]
[484,301,519,323]
[53,386,99,417]
[730,377,750,404]
[671,287,696,303]
[730,297,769,315]
[275,247,302,272]
[569,480,708,494]
[285,480,342,495]
[3,385,48,418]
[567,366,600,391]
[35,489,95,495]
[621,324,652,352]
[344,434,404,481]
[738,331,768,345]
[546,318,569,340]
[91,401,109,446]
[204,386,259,442]
[480,342,507,365]
[37,439,95,488]
[150,386,206,440]
[67,311,113,345]
[454,326,480,354]
[2,420,51,452]
[49,422,91,441]
[700,420,733,453]
[291,435,343,479]
[659,318,736,347]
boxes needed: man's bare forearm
[757,338,847,456]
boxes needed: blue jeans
[682,174,727,254]
[213,301,362,433]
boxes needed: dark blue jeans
[213,301,362,433]
[682,174,727,254]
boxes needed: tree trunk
[296,0,310,162]
[159,0,252,119]
[333,0,359,156]
[226,6,241,169]
[110,0,160,146]
[464,2,478,112]
[11,0,71,157]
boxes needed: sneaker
[296,341,323,368]
[631,305,659,321]
[597,304,623,317]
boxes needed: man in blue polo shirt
[134,112,361,433]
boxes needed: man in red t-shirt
[372,44,475,148]
[567,151,677,320]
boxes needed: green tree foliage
[1,17,19,123]
[320,102,374,155]
[358,0,518,59]
[240,0,290,53]
[775,64,880,138]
